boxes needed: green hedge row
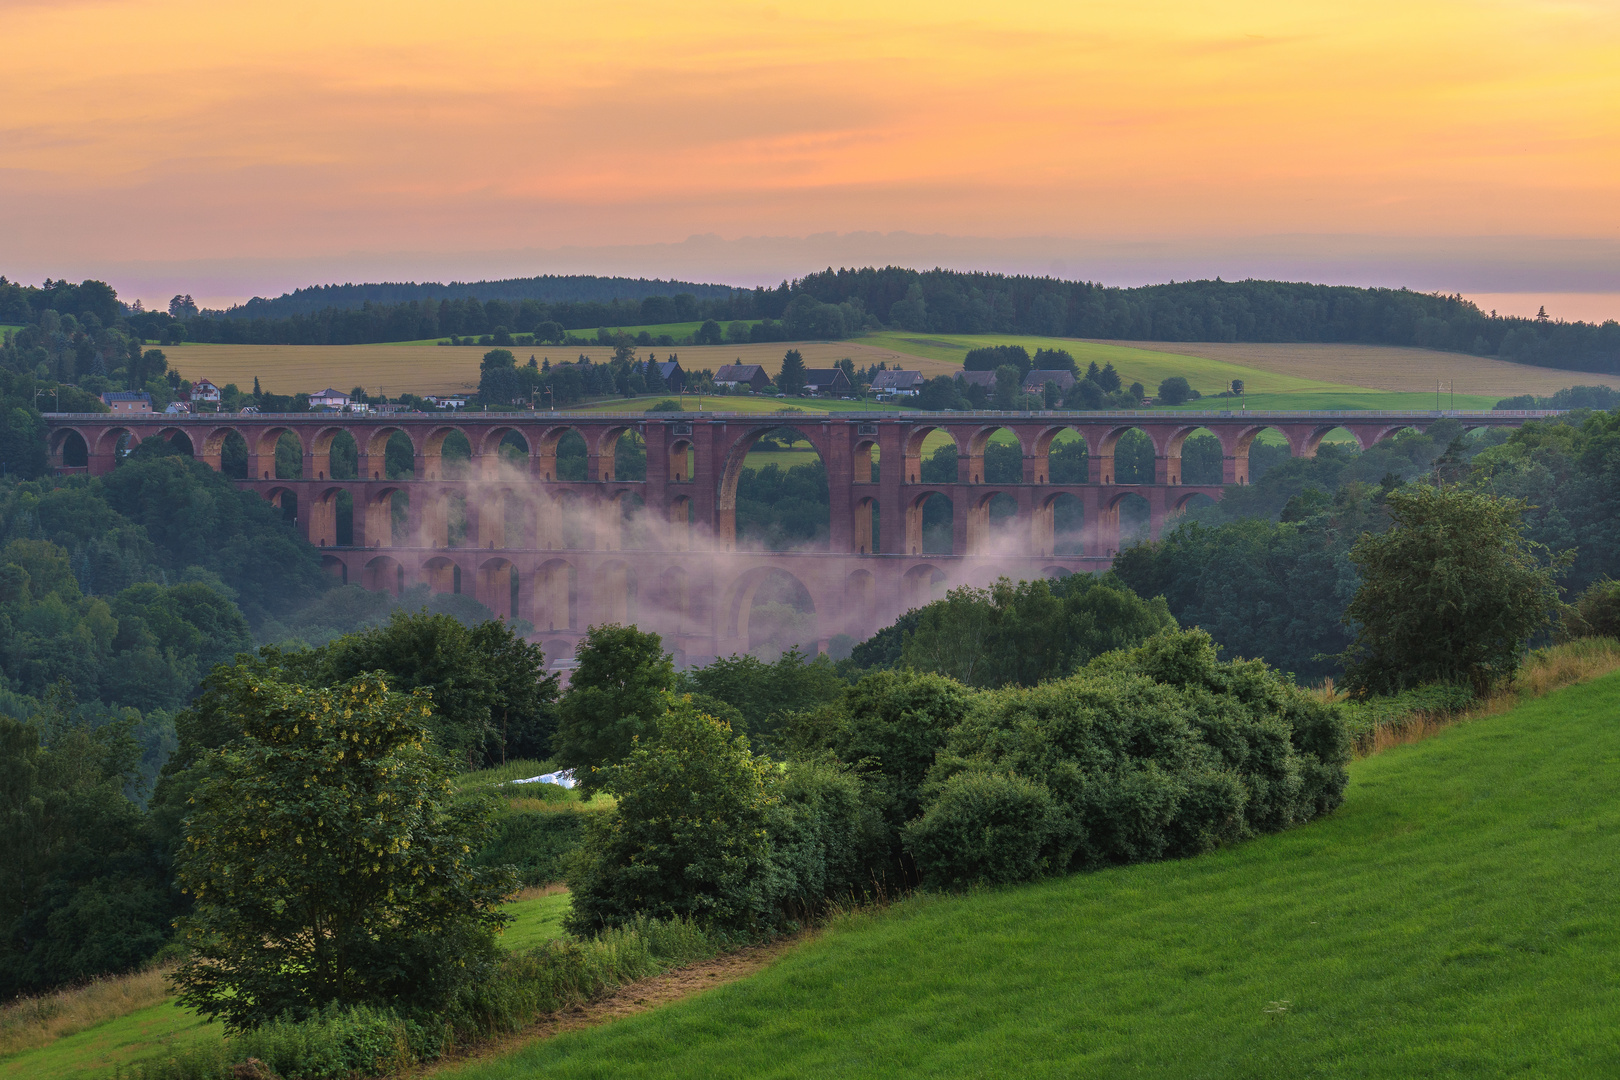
[568,629,1354,928]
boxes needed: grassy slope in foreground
[0,892,575,1080]
[448,672,1620,1079]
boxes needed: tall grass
[114,916,728,1080]
[1333,637,1620,757]
[0,966,174,1058]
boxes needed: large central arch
[716,423,831,552]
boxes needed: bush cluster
[566,629,1350,927]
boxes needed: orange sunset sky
[3,0,1618,304]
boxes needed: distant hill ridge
[211,275,741,319]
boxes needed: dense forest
[8,268,1614,374]
[213,275,738,320]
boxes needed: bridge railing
[43,408,1566,421]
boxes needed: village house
[189,378,222,404]
[803,368,853,396]
[650,359,685,392]
[713,363,769,393]
[101,391,152,413]
[954,370,998,391]
[869,369,926,397]
[308,388,350,409]
[1022,369,1077,395]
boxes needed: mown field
[439,672,1620,1080]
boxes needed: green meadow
[561,394,889,416]
[440,672,1620,1080]
[0,891,575,1080]
[865,331,1503,410]
[0,1000,221,1080]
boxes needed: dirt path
[413,932,809,1076]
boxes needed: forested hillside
[214,274,739,319]
[8,268,1610,373]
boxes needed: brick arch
[843,568,876,634]
[155,426,196,455]
[1030,423,1083,483]
[308,425,358,480]
[901,562,948,610]
[1089,423,1165,485]
[252,425,303,480]
[475,555,518,618]
[362,485,408,547]
[721,564,814,645]
[306,485,348,547]
[49,426,91,469]
[904,488,954,556]
[965,488,1019,555]
[420,425,473,480]
[594,424,641,482]
[534,557,578,631]
[715,423,832,551]
[198,425,248,472]
[657,564,694,636]
[359,425,413,480]
[94,426,141,462]
[1033,489,1086,557]
[962,424,1028,485]
[667,435,696,483]
[420,554,461,594]
[535,424,588,482]
[362,554,404,594]
[902,424,963,484]
[594,558,638,626]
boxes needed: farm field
[863,331,1508,410]
[159,341,932,399]
[439,672,1620,1080]
[1096,340,1620,396]
[158,334,1556,411]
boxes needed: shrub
[905,630,1348,887]
[647,398,682,412]
[472,808,591,886]
[764,758,890,914]
[1560,578,1620,642]
[902,772,1058,888]
[565,696,776,935]
[820,669,976,834]
[1157,376,1196,405]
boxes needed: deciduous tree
[172,671,512,1030]
[1340,484,1567,693]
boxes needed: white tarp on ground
[513,769,576,790]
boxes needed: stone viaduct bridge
[43,408,1547,665]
